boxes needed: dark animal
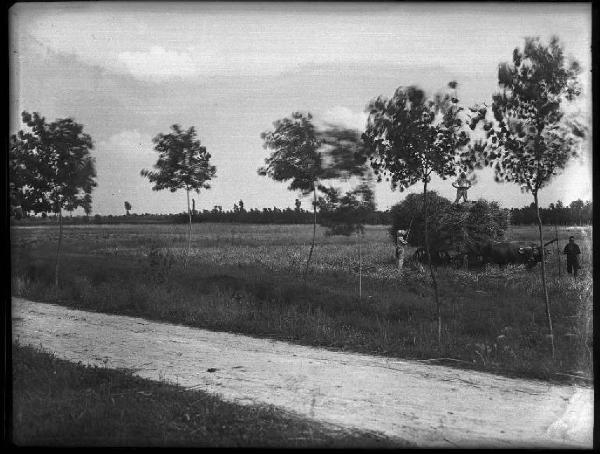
[480,241,550,269]
[412,240,549,269]
[412,247,457,266]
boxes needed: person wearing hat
[396,229,408,273]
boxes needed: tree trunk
[423,179,442,350]
[303,183,317,282]
[54,208,63,287]
[186,188,192,265]
[534,192,555,359]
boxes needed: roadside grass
[10,223,593,382]
[11,344,406,447]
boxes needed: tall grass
[11,223,593,382]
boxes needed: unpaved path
[12,298,593,448]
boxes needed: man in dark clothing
[563,236,581,277]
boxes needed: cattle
[480,241,550,269]
[411,241,550,269]
[412,247,462,266]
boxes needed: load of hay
[390,192,508,263]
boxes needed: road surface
[12,298,593,448]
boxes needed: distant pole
[359,230,362,300]
[555,222,561,277]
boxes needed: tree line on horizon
[9,198,592,227]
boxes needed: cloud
[318,106,368,131]
[117,46,199,81]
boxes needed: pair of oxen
[413,240,552,269]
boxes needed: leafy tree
[467,37,586,357]
[362,83,470,347]
[570,199,584,225]
[141,124,216,259]
[259,113,368,281]
[124,201,132,216]
[318,182,376,236]
[10,111,96,286]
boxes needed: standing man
[452,172,471,204]
[396,229,408,274]
[563,236,581,277]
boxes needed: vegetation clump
[390,193,508,258]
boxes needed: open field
[10,222,593,381]
[12,343,401,447]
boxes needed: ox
[480,241,550,269]
[412,241,550,269]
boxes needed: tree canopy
[258,112,369,193]
[141,124,216,194]
[362,84,471,190]
[466,36,586,194]
[9,111,96,215]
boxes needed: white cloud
[319,106,368,131]
[13,3,590,82]
[118,47,199,81]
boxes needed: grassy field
[11,344,403,447]
[10,222,593,382]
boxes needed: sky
[9,2,592,215]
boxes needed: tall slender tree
[466,37,586,357]
[10,111,96,286]
[259,112,367,281]
[141,124,216,260]
[362,84,470,347]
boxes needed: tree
[318,182,375,236]
[124,201,132,216]
[570,199,584,225]
[259,112,367,281]
[362,83,470,348]
[467,36,586,357]
[141,124,216,260]
[10,111,96,286]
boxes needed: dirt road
[12,298,593,448]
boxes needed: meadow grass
[11,344,404,447]
[10,222,593,382]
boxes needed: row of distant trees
[9,202,393,225]
[509,200,592,226]
[12,198,592,228]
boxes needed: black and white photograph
[8,1,593,448]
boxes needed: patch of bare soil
[12,298,592,448]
